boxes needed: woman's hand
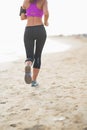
[44,21,49,26]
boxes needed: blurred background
[0,0,87,62]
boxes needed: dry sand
[0,36,87,130]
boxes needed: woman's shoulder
[42,0,48,6]
[37,0,47,6]
[43,0,48,3]
[23,0,30,8]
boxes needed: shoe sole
[31,84,38,87]
[24,66,32,84]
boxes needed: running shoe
[24,65,32,84]
[31,81,38,87]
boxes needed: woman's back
[21,0,49,26]
[26,0,43,18]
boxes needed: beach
[0,36,87,130]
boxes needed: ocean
[0,38,71,63]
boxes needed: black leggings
[24,25,47,69]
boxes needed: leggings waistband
[25,24,44,29]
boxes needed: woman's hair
[30,0,35,3]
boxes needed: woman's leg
[32,68,40,81]
[32,33,46,82]
[24,27,34,84]
[24,27,34,64]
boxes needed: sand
[0,36,87,130]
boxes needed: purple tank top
[26,0,43,17]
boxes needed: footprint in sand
[22,108,30,111]
[0,101,6,104]
[83,128,87,130]
[23,125,50,130]
[10,124,17,127]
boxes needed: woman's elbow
[20,14,27,20]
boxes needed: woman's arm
[19,6,27,20]
[43,0,49,26]
[20,0,28,20]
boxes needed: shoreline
[1,35,87,64]
[0,35,86,65]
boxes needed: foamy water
[0,38,71,63]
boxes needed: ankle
[26,61,32,66]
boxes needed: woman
[20,0,49,86]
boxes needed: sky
[47,0,87,35]
[0,0,87,44]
